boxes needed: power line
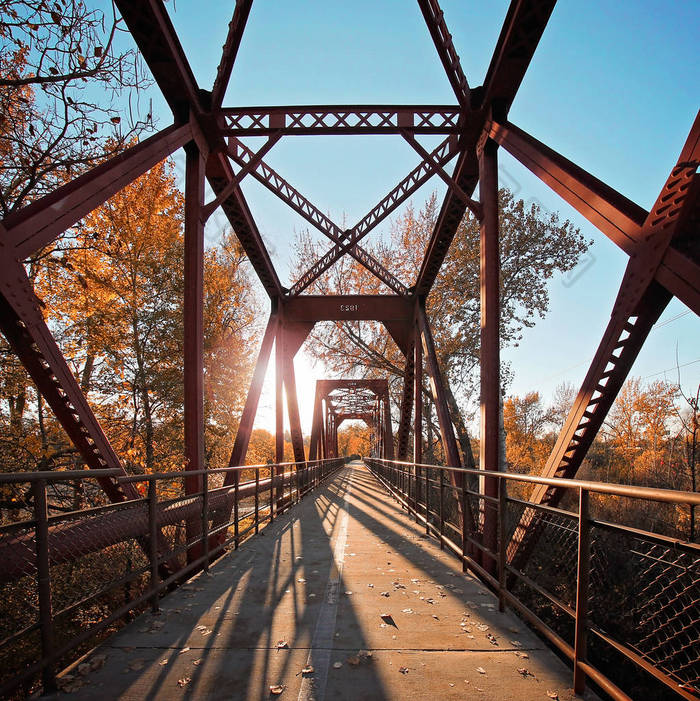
[643,358,700,379]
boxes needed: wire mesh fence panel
[590,528,700,695]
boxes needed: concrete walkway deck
[57,463,594,700]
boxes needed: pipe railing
[364,457,700,701]
[0,457,344,696]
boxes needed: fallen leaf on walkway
[380,613,397,627]
[399,667,409,674]
[486,633,499,646]
[177,677,191,687]
[367,583,374,588]
[432,615,439,620]
[159,659,169,666]
[358,650,373,661]
[476,667,486,675]
[476,623,489,631]
[301,665,314,675]
[297,578,306,583]
[546,692,559,700]
[401,608,413,614]
[333,662,343,669]
[381,591,390,597]
[510,640,523,647]
[179,647,191,655]
[517,668,535,678]
[276,640,288,649]
[515,652,529,659]
[193,659,202,666]
[269,684,285,695]
[345,591,353,595]
[347,656,360,666]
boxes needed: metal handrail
[364,457,699,701]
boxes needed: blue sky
[145,0,699,432]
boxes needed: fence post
[147,479,160,614]
[201,470,209,572]
[461,471,467,572]
[234,468,240,549]
[33,479,56,693]
[574,488,591,694]
[255,467,259,534]
[269,463,275,522]
[439,469,445,549]
[498,478,507,612]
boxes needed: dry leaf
[381,591,390,597]
[517,668,534,678]
[193,659,202,666]
[399,666,409,674]
[177,677,191,687]
[476,666,486,675]
[269,684,285,695]
[333,661,343,669]
[159,659,169,666]
[347,655,360,666]
[276,640,288,649]
[546,692,559,700]
[180,647,191,654]
[301,665,314,675]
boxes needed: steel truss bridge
[0,0,698,699]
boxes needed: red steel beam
[226,311,278,471]
[219,106,463,136]
[283,295,413,323]
[489,117,700,315]
[3,124,192,260]
[417,0,471,109]
[184,144,206,503]
[226,137,408,295]
[114,0,284,300]
[415,0,558,296]
[417,304,461,469]
[479,137,501,571]
[397,345,415,461]
[508,111,700,562]
[210,0,254,108]
[291,135,461,295]
[0,259,137,503]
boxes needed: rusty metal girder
[416,0,558,296]
[3,124,192,261]
[226,137,408,295]
[211,0,254,109]
[417,0,471,109]
[291,135,461,295]
[219,106,463,136]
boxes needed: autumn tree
[503,391,552,474]
[0,0,152,216]
[337,422,371,457]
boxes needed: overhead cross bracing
[0,0,698,698]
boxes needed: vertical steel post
[414,323,423,525]
[254,467,259,533]
[147,478,160,613]
[33,479,55,693]
[498,478,507,611]
[574,488,591,694]
[184,142,205,560]
[478,135,500,574]
[234,468,240,548]
[201,470,209,571]
[461,473,468,572]
[275,320,284,515]
[439,468,445,548]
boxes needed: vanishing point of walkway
[57,463,595,700]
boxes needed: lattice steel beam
[417,0,471,109]
[416,0,558,296]
[211,0,254,108]
[227,137,408,295]
[291,136,461,295]
[220,106,463,135]
[0,257,137,503]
